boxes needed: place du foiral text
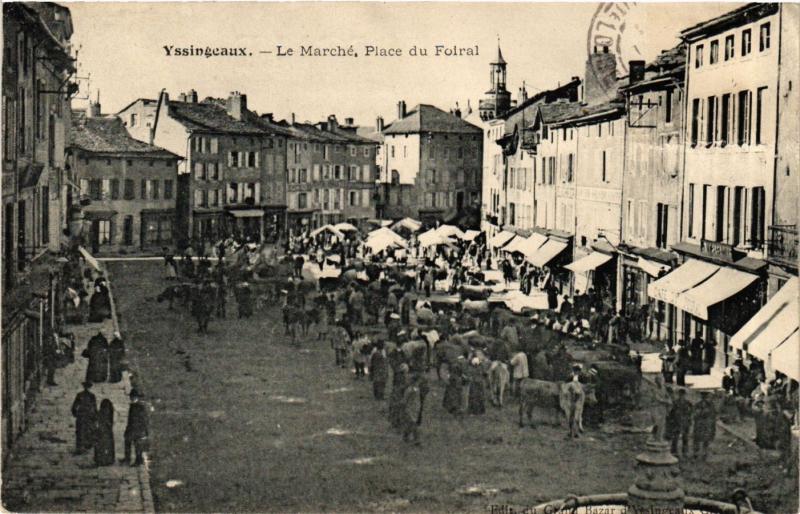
[162,44,480,59]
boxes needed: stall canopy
[489,230,516,248]
[462,230,481,241]
[647,259,719,304]
[526,239,568,268]
[435,224,465,240]
[637,257,670,278]
[504,233,547,257]
[310,224,344,239]
[672,266,758,321]
[391,217,423,233]
[565,251,612,274]
[228,209,265,218]
[730,277,798,358]
[365,233,407,253]
[367,227,407,246]
[333,222,358,232]
[770,329,800,381]
[418,229,455,248]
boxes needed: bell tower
[479,43,511,121]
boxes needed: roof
[680,3,778,42]
[550,100,626,128]
[623,45,686,94]
[167,99,265,135]
[356,126,383,143]
[491,45,506,65]
[69,112,178,157]
[501,78,581,120]
[116,97,157,115]
[383,104,482,135]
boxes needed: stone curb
[104,266,155,514]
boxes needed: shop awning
[673,266,759,321]
[637,257,670,278]
[462,230,481,241]
[731,277,798,354]
[333,222,358,232]
[228,209,264,218]
[770,329,800,381]
[564,251,613,274]
[526,239,568,268]
[647,259,719,304]
[489,230,516,248]
[505,233,547,257]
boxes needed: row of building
[478,3,798,379]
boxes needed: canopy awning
[435,224,465,240]
[333,222,358,232]
[311,224,344,238]
[462,230,481,241]
[526,239,568,268]
[673,266,758,320]
[564,251,613,274]
[637,257,671,278]
[647,259,719,304]
[391,217,422,233]
[770,329,800,381]
[367,227,407,247]
[418,229,454,247]
[489,230,516,248]
[731,277,798,354]
[228,209,264,218]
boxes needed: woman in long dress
[108,333,126,383]
[467,359,486,415]
[94,399,115,466]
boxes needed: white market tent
[368,226,407,246]
[310,224,344,239]
[462,230,481,241]
[418,230,456,248]
[365,233,406,253]
[333,222,358,233]
[391,217,423,233]
[435,224,465,240]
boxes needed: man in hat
[122,389,149,466]
[71,381,97,454]
[668,388,693,458]
[509,350,529,398]
[692,391,717,461]
[369,341,388,400]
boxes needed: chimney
[226,91,247,121]
[585,46,618,105]
[629,60,646,85]
[188,89,198,103]
[397,100,407,119]
[290,112,296,125]
[178,93,187,102]
[261,113,274,122]
[344,117,354,126]
[376,116,384,132]
[453,102,461,119]
[327,114,338,131]
[88,91,101,118]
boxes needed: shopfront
[619,246,676,342]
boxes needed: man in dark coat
[369,341,388,400]
[690,333,705,374]
[71,381,97,454]
[668,388,693,457]
[692,391,717,461]
[123,389,149,466]
[108,332,126,383]
[83,331,109,383]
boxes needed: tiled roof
[647,44,686,74]
[168,99,265,135]
[550,100,626,127]
[69,112,178,157]
[680,3,778,41]
[383,104,482,135]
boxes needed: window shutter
[228,152,233,167]
[255,151,260,168]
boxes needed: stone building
[646,3,798,374]
[68,106,180,254]
[1,2,76,456]
[378,101,483,224]
[616,46,686,337]
[118,90,290,247]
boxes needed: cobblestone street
[2,284,154,513]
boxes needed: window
[89,179,102,201]
[363,147,370,157]
[688,184,695,238]
[695,44,704,68]
[751,187,765,248]
[737,90,752,145]
[98,220,112,245]
[209,162,220,180]
[720,93,731,146]
[755,86,767,144]
[601,151,607,182]
[706,96,717,145]
[141,179,148,199]
[710,40,719,64]
[194,162,204,179]
[123,216,134,246]
[390,146,395,158]
[725,35,735,61]
[742,29,752,56]
[110,179,120,200]
[431,169,437,184]
[334,165,341,180]
[732,186,744,246]
[759,23,770,51]
[228,182,239,203]
[566,154,574,182]
[151,180,160,200]
[701,185,710,240]
[350,146,356,157]
[349,191,358,206]
[248,152,257,167]
[246,183,256,201]
[665,89,673,123]
[229,151,239,167]
[164,180,173,200]
[715,186,726,242]
[124,179,135,200]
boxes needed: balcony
[767,225,798,268]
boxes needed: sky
[66,2,740,128]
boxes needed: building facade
[379,102,483,224]
[68,107,180,253]
[1,1,77,459]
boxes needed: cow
[156,283,193,310]
[518,378,597,438]
[489,361,510,407]
[433,339,469,380]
